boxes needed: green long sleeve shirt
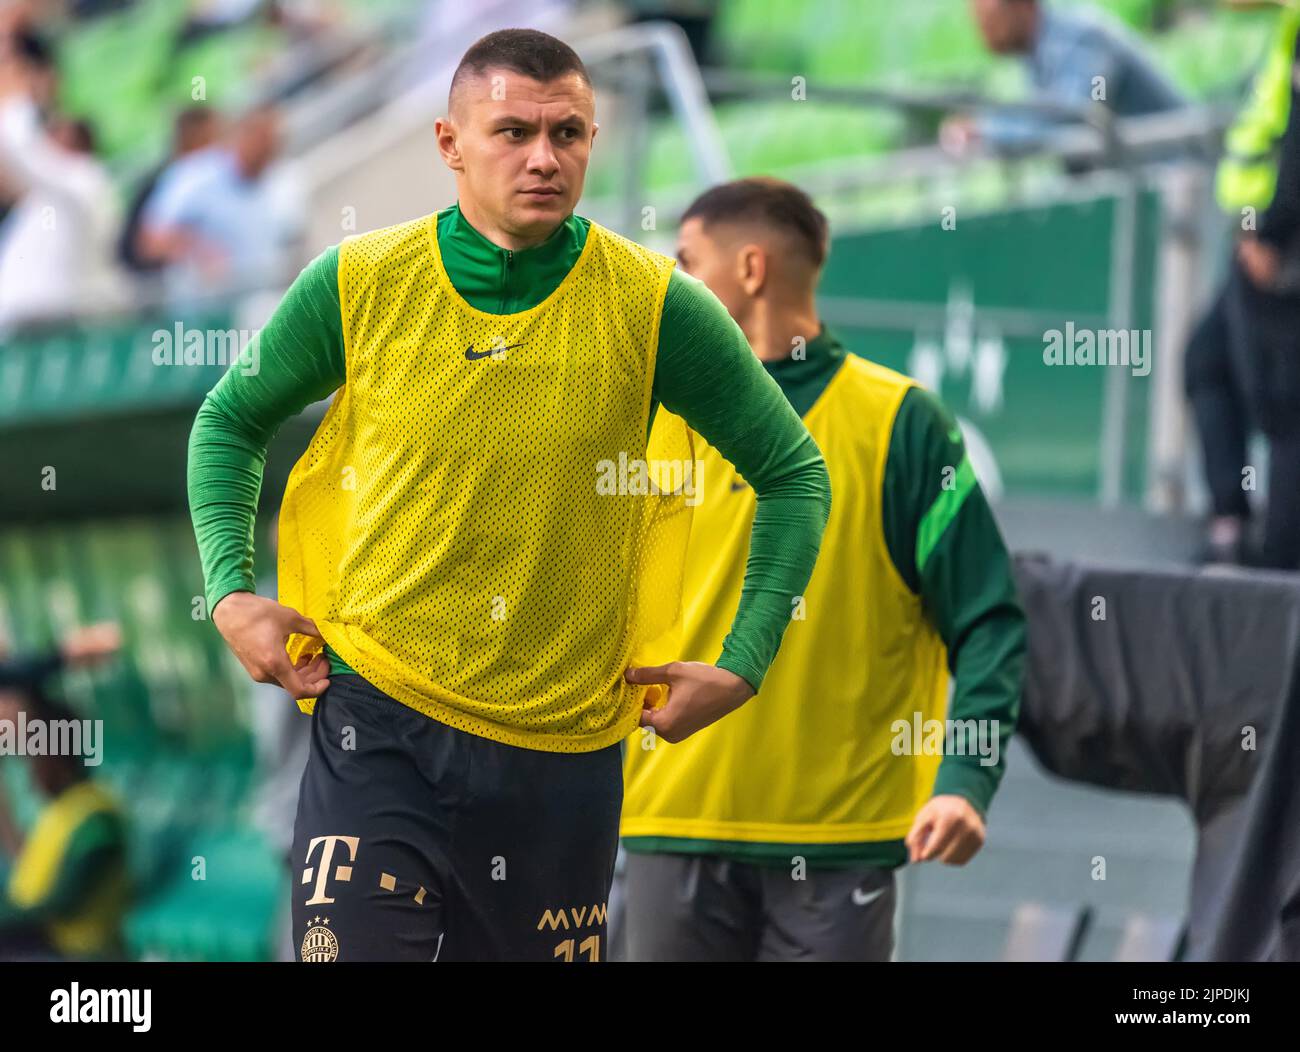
[188,204,832,695]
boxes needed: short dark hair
[682,177,830,268]
[449,28,590,108]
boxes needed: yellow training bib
[623,356,949,843]
[278,213,692,752]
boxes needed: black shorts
[290,674,623,962]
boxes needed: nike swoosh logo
[851,886,886,907]
[465,342,527,360]
[730,480,749,491]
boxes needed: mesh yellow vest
[278,213,693,752]
[622,356,949,844]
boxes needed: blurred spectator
[118,106,224,275]
[0,37,124,331]
[943,0,1188,156]
[0,623,128,962]
[0,622,122,690]
[136,104,293,302]
[1186,0,1300,570]
[6,25,56,112]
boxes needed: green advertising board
[818,189,1161,500]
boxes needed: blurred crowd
[954,0,1300,570]
[0,0,347,332]
[0,14,122,330]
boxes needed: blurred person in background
[1186,0,1300,570]
[0,623,129,962]
[620,179,1025,962]
[0,15,75,229]
[0,31,124,332]
[0,623,121,691]
[135,103,291,303]
[0,14,57,113]
[942,0,1188,156]
[118,106,224,277]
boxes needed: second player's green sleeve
[651,269,832,693]
[880,387,1026,816]
[187,246,347,614]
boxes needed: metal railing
[623,67,1236,509]
[3,17,1246,511]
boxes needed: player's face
[444,70,596,242]
[676,217,749,322]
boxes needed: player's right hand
[212,591,330,700]
[625,660,754,743]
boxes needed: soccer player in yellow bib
[186,32,830,961]
[620,179,1027,961]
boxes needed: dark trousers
[291,675,623,961]
[1184,259,1300,569]
[623,851,897,962]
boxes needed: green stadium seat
[126,824,281,961]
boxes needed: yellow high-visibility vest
[1217,4,1300,212]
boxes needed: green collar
[762,325,848,419]
[436,203,590,315]
[431,207,847,419]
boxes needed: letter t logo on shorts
[302,835,361,905]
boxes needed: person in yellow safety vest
[0,626,130,961]
[1185,0,1300,570]
[1216,1,1300,213]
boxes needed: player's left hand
[905,794,986,866]
[625,661,754,743]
